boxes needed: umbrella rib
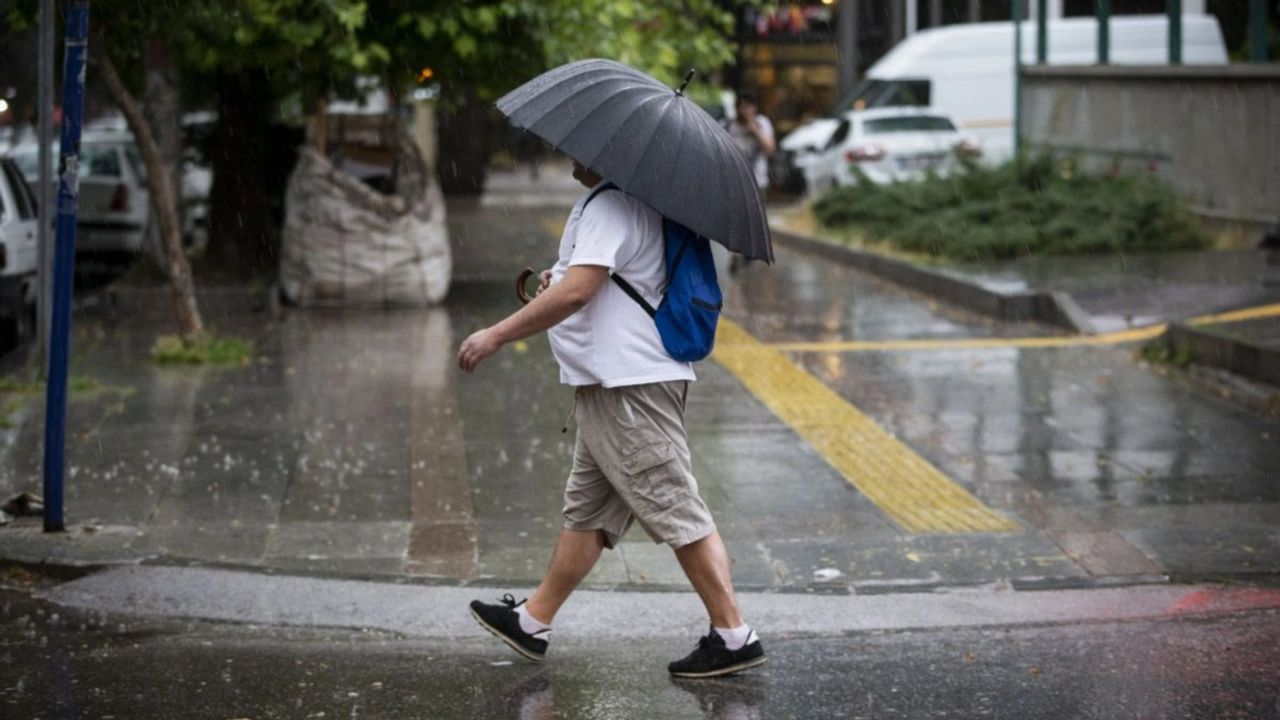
[541,84,659,162]
[580,93,677,183]
[497,58,774,262]
[724,136,757,257]
[604,93,680,188]
[508,69,649,133]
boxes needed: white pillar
[1047,0,1064,18]
[1183,0,1205,13]
[905,0,918,35]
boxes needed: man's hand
[537,268,553,294]
[458,327,504,373]
[455,265,608,376]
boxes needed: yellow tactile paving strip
[770,303,1280,353]
[712,319,1019,534]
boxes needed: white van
[782,14,1228,164]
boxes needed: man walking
[458,160,765,678]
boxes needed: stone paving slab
[2,201,1279,593]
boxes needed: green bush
[812,154,1209,261]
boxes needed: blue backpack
[583,183,722,362]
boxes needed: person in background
[725,91,775,273]
[726,91,775,193]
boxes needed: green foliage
[539,0,739,94]
[368,0,746,107]
[812,155,1210,261]
[1140,341,1193,368]
[11,0,749,111]
[151,334,253,366]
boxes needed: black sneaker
[469,593,549,662]
[668,626,766,678]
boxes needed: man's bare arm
[457,265,609,373]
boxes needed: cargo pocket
[614,393,665,455]
[620,441,688,515]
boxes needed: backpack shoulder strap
[582,181,618,211]
[610,274,656,317]
[582,181,658,318]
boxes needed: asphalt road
[3,581,1279,720]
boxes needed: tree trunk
[207,70,274,274]
[142,41,183,267]
[93,42,204,339]
[436,89,489,196]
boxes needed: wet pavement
[4,581,1280,720]
[0,194,1277,594]
[937,249,1280,332]
[1198,316,1280,351]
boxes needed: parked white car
[11,132,151,257]
[9,130,212,258]
[797,107,979,194]
[0,157,38,346]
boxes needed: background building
[735,0,1250,136]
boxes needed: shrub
[812,154,1209,261]
[151,334,253,365]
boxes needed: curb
[1163,322,1280,388]
[770,228,1096,334]
[34,565,1280,640]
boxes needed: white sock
[713,624,755,651]
[516,604,552,635]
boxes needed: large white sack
[280,136,451,306]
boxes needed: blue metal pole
[42,0,91,533]
[1169,0,1183,65]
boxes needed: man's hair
[736,91,757,107]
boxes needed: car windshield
[835,78,931,113]
[11,150,42,179]
[863,116,956,134]
[83,145,122,177]
[10,144,128,179]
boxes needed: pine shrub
[811,154,1209,261]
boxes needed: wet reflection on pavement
[0,206,1275,591]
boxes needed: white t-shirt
[547,184,696,388]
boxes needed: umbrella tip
[675,69,696,96]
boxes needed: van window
[863,116,957,134]
[835,79,931,114]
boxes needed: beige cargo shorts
[562,380,716,549]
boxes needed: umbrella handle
[516,267,536,305]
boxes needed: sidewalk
[938,249,1280,333]
[770,219,1280,392]
[1,188,1278,596]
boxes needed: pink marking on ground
[1166,587,1280,616]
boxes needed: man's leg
[674,530,744,629]
[524,527,607,624]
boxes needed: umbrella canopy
[496,59,773,263]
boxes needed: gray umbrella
[496,59,773,263]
